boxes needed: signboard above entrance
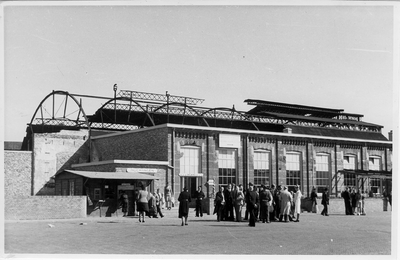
[178,173,204,177]
[126,168,158,173]
[219,134,241,148]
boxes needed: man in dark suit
[321,187,329,216]
[194,186,205,217]
[341,187,352,215]
[224,183,234,221]
[245,182,259,227]
[259,185,273,223]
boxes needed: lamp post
[113,84,118,123]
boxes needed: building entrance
[117,184,137,216]
[181,176,202,206]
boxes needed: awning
[64,170,159,180]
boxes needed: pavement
[3,207,395,258]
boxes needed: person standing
[310,187,318,214]
[279,186,292,222]
[259,185,273,223]
[245,182,259,227]
[350,188,357,215]
[165,185,172,210]
[194,186,205,217]
[274,185,282,221]
[136,183,149,223]
[224,184,234,221]
[178,187,191,226]
[269,185,278,221]
[214,186,225,222]
[341,187,352,215]
[321,187,329,216]
[234,184,245,222]
[119,191,129,217]
[293,185,302,222]
[155,189,164,218]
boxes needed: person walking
[234,184,245,222]
[136,183,150,223]
[293,185,302,222]
[259,185,273,223]
[341,187,352,215]
[178,187,191,226]
[119,191,129,217]
[321,187,329,216]
[245,182,259,227]
[155,189,164,218]
[194,186,205,217]
[214,186,225,222]
[279,186,292,222]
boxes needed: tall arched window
[254,150,271,186]
[316,153,330,193]
[286,152,301,191]
[343,154,357,187]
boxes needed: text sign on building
[126,168,158,173]
[219,134,241,148]
[178,172,204,177]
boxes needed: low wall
[303,197,391,214]
[5,196,87,220]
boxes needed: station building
[5,88,393,217]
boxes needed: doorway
[117,185,136,216]
[181,176,202,206]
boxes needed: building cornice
[90,123,392,145]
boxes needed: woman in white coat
[294,185,302,222]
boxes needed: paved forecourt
[4,208,392,256]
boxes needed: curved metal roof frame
[200,107,259,130]
[94,96,156,127]
[29,90,91,132]
[152,102,210,127]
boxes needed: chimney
[388,130,393,141]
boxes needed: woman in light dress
[293,185,302,222]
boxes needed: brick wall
[33,130,89,195]
[91,127,168,162]
[5,196,87,220]
[4,151,32,197]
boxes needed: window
[316,154,330,193]
[69,181,75,195]
[94,188,101,200]
[369,156,382,194]
[180,146,201,175]
[218,149,236,187]
[286,152,301,191]
[343,155,356,187]
[254,150,270,186]
[369,156,381,171]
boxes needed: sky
[2,2,398,142]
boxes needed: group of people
[340,187,367,216]
[119,183,174,221]
[212,182,304,227]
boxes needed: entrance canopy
[65,170,159,180]
[338,170,392,179]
